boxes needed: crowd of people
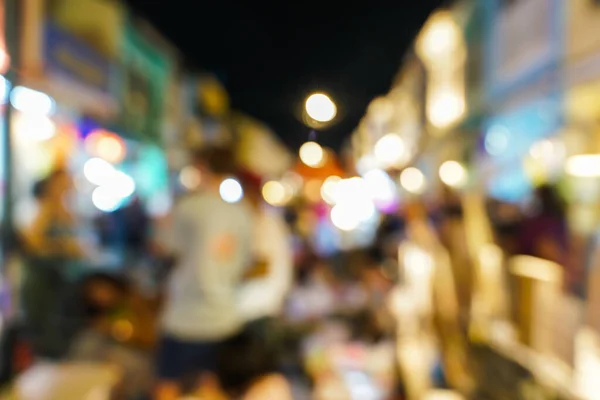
[7,141,577,399]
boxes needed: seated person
[68,272,157,399]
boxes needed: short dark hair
[191,145,237,175]
[216,329,277,397]
[82,271,130,295]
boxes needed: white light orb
[113,171,136,198]
[428,87,465,129]
[439,160,467,188]
[13,113,56,142]
[305,93,337,122]
[400,167,426,194]
[364,169,398,205]
[10,86,55,116]
[83,158,116,186]
[299,141,325,168]
[331,203,361,231]
[320,175,342,205]
[92,186,122,212]
[334,177,365,204]
[220,178,244,203]
[418,11,462,63]
[374,133,408,168]
[565,155,600,178]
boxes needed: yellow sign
[198,76,229,116]
[49,0,124,57]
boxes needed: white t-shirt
[237,209,293,322]
[161,191,253,340]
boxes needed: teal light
[133,144,168,199]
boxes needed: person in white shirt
[155,146,253,400]
[237,171,293,340]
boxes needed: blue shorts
[156,335,221,381]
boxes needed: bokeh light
[262,180,293,206]
[400,167,426,194]
[92,186,123,212]
[374,133,408,168]
[305,93,337,122]
[439,160,467,188]
[179,166,202,190]
[13,114,56,141]
[329,177,377,231]
[85,130,126,164]
[113,171,136,198]
[417,11,462,64]
[427,87,465,129]
[220,178,244,203]
[565,155,600,178]
[84,157,116,186]
[331,203,361,232]
[96,134,126,164]
[363,169,398,211]
[299,141,326,168]
[320,175,342,205]
[10,86,55,116]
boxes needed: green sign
[119,22,170,143]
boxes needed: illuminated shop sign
[484,0,562,99]
[44,21,111,94]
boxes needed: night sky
[125,0,445,151]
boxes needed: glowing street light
[299,141,326,168]
[305,93,337,123]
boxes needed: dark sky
[125,0,444,151]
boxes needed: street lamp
[305,93,337,123]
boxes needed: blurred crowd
[3,134,580,400]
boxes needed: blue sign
[44,21,112,95]
[482,93,562,202]
[483,0,563,101]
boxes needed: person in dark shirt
[517,184,568,265]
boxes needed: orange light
[85,129,126,164]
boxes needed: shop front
[563,1,600,397]
[481,0,563,203]
[563,0,600,237]
[13,13,118,232]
